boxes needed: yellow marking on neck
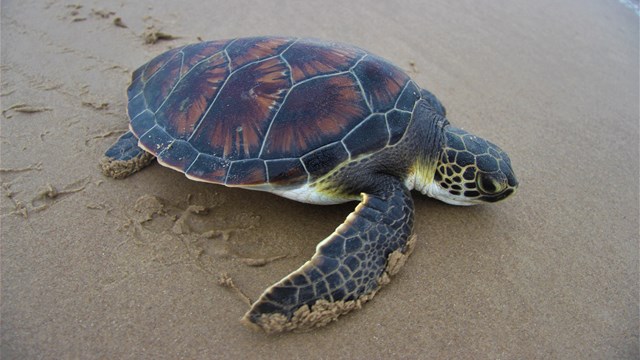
[407,158,437,194]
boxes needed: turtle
[101,36,518,333]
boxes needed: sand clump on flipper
[242,235,418,333]
[100,152,155,179]
[100,132,155,179]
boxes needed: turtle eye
[477,173,506,195]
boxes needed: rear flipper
[100,131,155,179]
[242,178,415,333]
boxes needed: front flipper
[100,131,155,179]
[242,178,415,333]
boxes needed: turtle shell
[127,37,421,186]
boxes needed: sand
[1,0,638,358]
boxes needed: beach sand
[1,0,638,358]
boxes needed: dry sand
[1,0,638,358]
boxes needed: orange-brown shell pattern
[127,37,421,186]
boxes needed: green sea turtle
[101,36,518,333]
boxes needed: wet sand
[1,0,638,358]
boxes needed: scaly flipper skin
[101,131,155,179]
[242,177,415,333]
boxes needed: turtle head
[417,126,518,206]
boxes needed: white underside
[267,183,355,205]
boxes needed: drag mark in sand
[30,179,89,212]
[218,272,252,306]
[123,194,282,277]
[120,193,288,308]
[1,182,28,218]
[1,103,53,118]
[142,27,180,45]
[0,176,90,218]
[81,100,110,111]
[0,162,43,174]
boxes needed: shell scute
[155,52,229,138]
[301,142,349,177]
[189,57,291,160]
[127,76,145,100]
[282,39,365,83]
[143,52,184,112]
[227,37,294,70]
[226,159,268,185]
[156,140,199,171]
[343,114,389,157]
[130,110,155,137]
[395,81,421,111]
[179,40,229,76]
[138,125,174,154]
[140,46,181,83]
[266,158,308,185]
[127,93,146,119]
[352,55,409,111]
[260,73,368,160]
[185,154,229,182]
[386,110,412,145]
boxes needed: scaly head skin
[413,125,518,206]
